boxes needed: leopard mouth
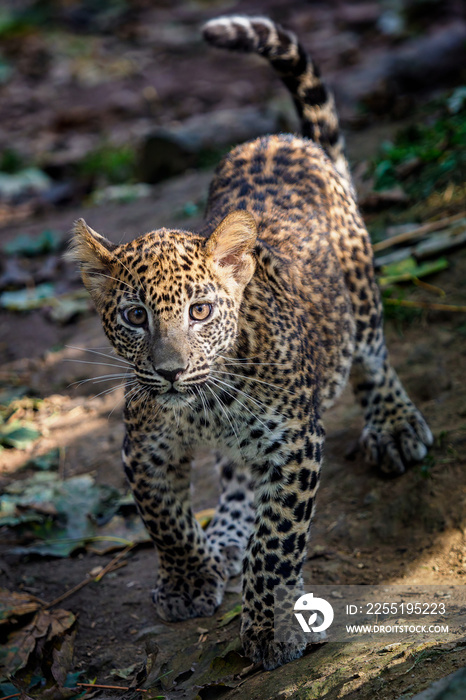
[156,392,197,407]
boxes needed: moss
[78,144,136,185]
[0,148,25,174]
[372,93,466,199]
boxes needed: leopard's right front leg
[122,432,227,621]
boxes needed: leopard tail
[202,14,351,185]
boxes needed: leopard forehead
[113,229,226,310]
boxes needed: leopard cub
[69,15,432,669]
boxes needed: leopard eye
[189,302,212,321]
[123,306,147,327]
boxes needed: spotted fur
[68,15,433,670]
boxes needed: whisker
[211,369,293,394]
[195,384,209,425]
[128,385,146,408]
[204,383,240,444]
[222,361,290,367]
[207,378,271,433]
[90,271,137,291]
[208,375,272,413]
[64,359,133,370]
[142,385,151,414]
[216,353,278,362]
[115,254,146,295]
[108,381,139,419]
[91,379,136,401]
[69,372,132,388]
[66,345,133,366]
[217,353,289,368]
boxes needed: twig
[44,576,95,610]
[0,694,21,700]
[77,683,147,692]
[373,211,466,252]
[413,278,446,296]
[44,554,130,609]
[58,445,66,480]
[384,298,466,312]
[94,544,134,582]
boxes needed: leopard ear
[66,219,117,300]
[206,210,257,287]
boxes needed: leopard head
[67,211,257,404]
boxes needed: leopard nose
[156,367,185,383]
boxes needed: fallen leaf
[3,472,145,557]
[195,507,216,529]
[0,599,76,696]
[0,588,42,626]
[110,661,139,680]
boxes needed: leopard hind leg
[207,456,255,577]
[351,321,433,475]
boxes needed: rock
[405,666,466,699]
[0,257,33,290]
[336,3,381,29]
[408,369,451,402]
[334,22,466,117]
[138,105,290,183]
[359,186,408,210]
[0,168,52,201]
[395,156,422,179]
[138,129,199,183]
[91,183,152,205]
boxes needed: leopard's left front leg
[241,420,324,670]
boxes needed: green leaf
[379,256,449,287]
[0,682,18,696]
[3,228,62,256]
[0,56,11,84]
[447,86,466,114]
[0,283,56,311]
[47,291,91,324]
[26,448,60,471]
[217,603,242,628]
[0,503,44,527]
[4,472,124,557]
[0,168,51,202]
[0,421,40,449]
[0,386,29,406]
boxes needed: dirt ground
[1,2,466,699]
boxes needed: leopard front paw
[152,570,226,621]
[361,403,433,475]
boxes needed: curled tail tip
[203,14,352,189]
[202,15,279,53]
